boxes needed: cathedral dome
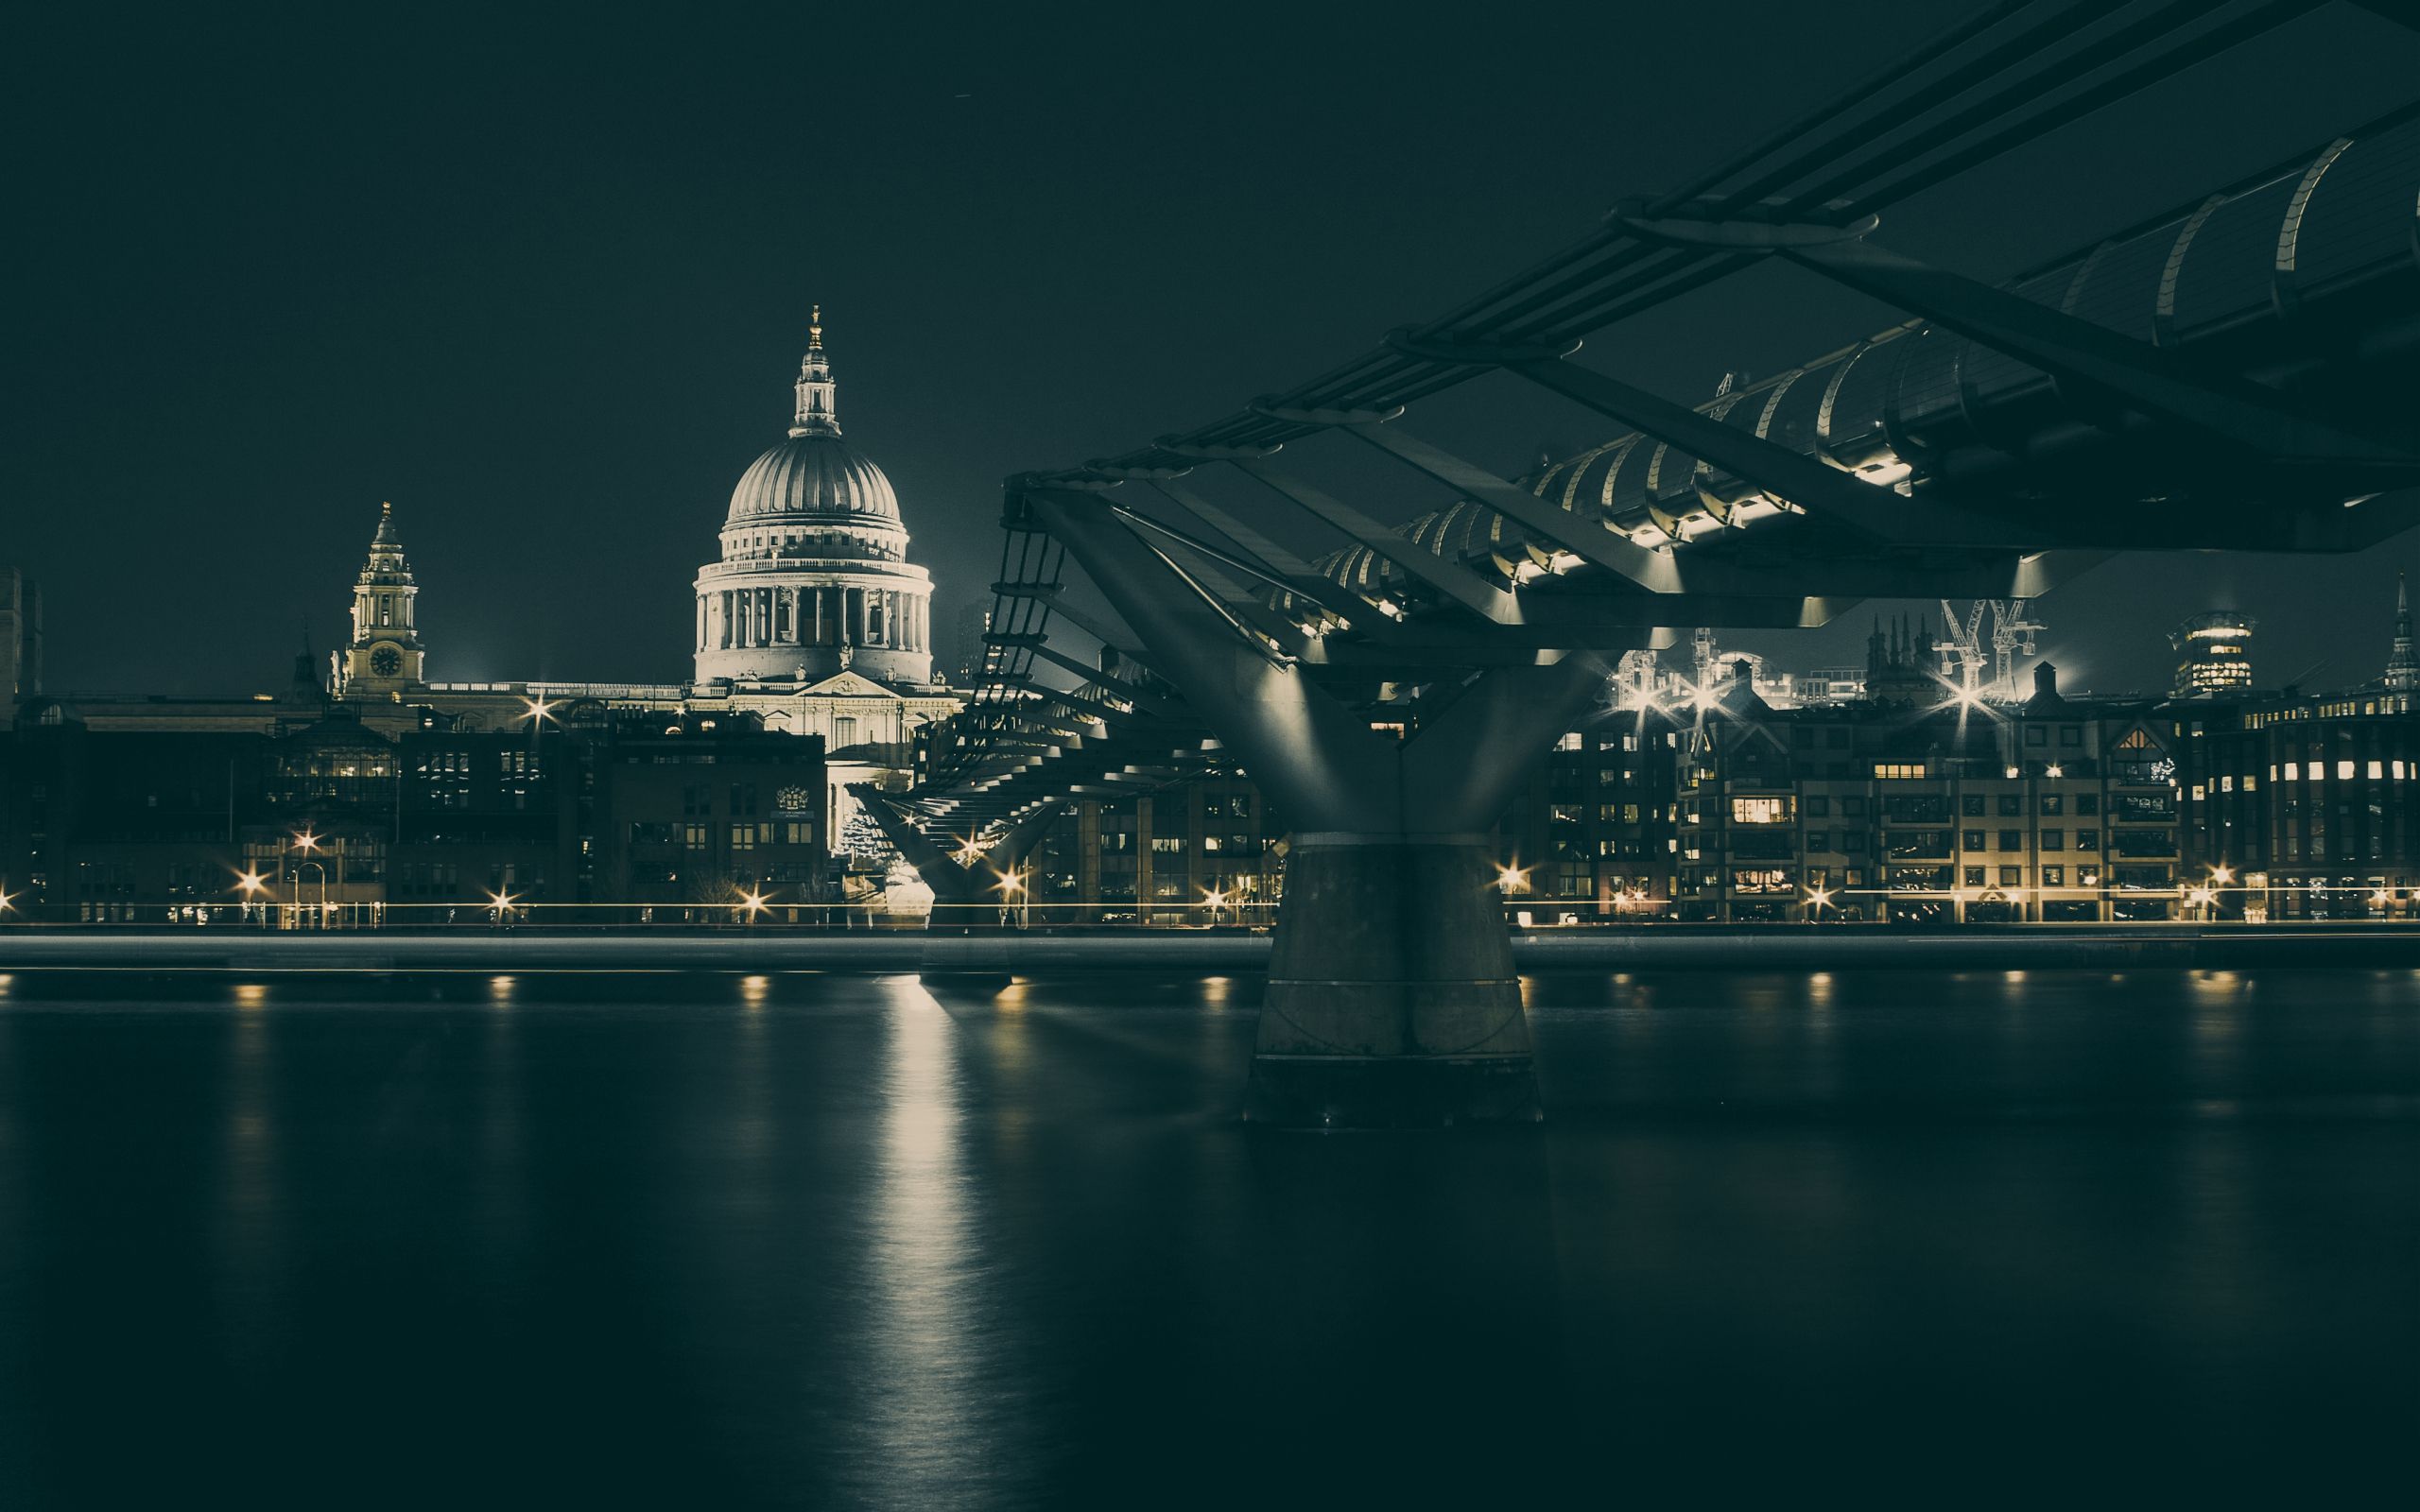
[693,308,937,689]
[725,432,900,526]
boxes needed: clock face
[369,644,404,677]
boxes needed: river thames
[0,965,2411,1506]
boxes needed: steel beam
[1231,459,1522,623]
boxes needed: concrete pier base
[1243,836,1540,1128]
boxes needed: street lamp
[738,889,770,924]
[1495,864,1529,893]
[953,834,987,868]
[488,888,518,927]
[995,868,1027,928]
[1805,882,1835,919]
[0,885,15,917]
[1201,886,1229,926]
[2209,864,2236,885]
[287,833,333,927]
[233,868,270,926]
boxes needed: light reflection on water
[0,965,2409,1505]
[855,978,996,1508]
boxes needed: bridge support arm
[1777,236,2419,480]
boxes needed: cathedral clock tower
[338,501,425,696]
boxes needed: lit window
[2338,761,2355,780]
[2285,763,2300,781]
[1730,797,1792,824]
[2367,761,2384,780]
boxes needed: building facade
[1669,661,2180,922]
[2179,686,2420,919]
[0,705,828,924]
[1022,769,1282,926]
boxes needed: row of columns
[699,583,926,654]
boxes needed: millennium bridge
[873,0,2420,1125]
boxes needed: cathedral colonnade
[695,581,929,657]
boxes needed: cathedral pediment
[798,671,896,699]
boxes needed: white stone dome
[725,432,901,528]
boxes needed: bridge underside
[899,43,2420,1125]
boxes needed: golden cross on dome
[809,304,823,350]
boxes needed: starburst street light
[953,835,987,867]
[0,886,15,915]
[233,869,268,896]
[2209,864,2236,885]
[292,830,320,853]
[995,870,1025,896]
[488,888,518,918]
[738,889,770,921]
[523,696,556,726]
[1806,883,1835,918]
[1496,864,1529,893]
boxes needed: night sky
[9,4,2418,699]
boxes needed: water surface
[0,967,2411,1506]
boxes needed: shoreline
[6,925,2420,972]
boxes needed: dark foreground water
[0,967,2412,1508]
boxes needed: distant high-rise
[2384,574,2417,691]
[952,599,993,688]
[0,568,42,705]
[2169,610,2256,699]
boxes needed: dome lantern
[790,304,840,438]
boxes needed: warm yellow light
[2373,888,2394,907]
[0,888,14,914]
[2187,886,2216,907]
[996,871,1025,895]
[2209,865,2235,885]
[2045,764,2065,779]
[1806,884,1835,914]
[292,830,320,852]
[524,696,556,725]
[740,890,769,914]
[233,869,268,895]
[488,889,517,910]
[1202,888,1228,908]
[1496,865,1529,892]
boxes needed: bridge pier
[1026,487,1618,1126]
[1249,833,1535,1126]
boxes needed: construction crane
[1935,600,2045,703]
